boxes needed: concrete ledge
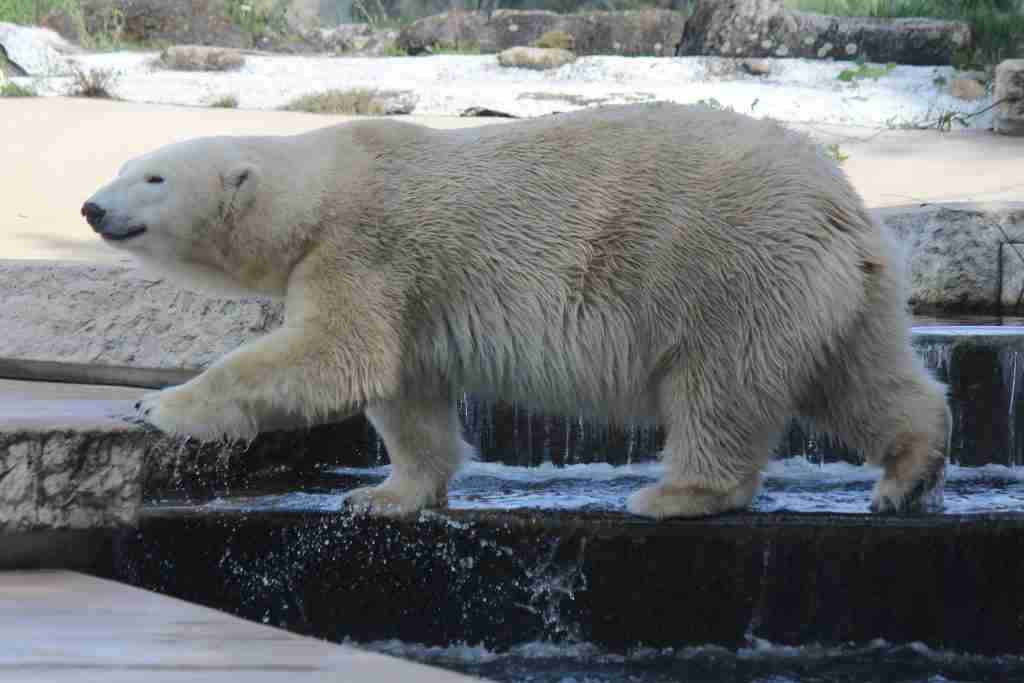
[0,391,376,540]
[0,570,482,681]
[2,205,1023,370]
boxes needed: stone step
[3,325,1024,471]
[111,503,1024,657]
[4,383,1022,659]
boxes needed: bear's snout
[81,202,106,230]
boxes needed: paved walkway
[1,570,482,682]
[2,98,1022,262]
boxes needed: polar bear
[82,103,949,518]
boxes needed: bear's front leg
[137,325,380,440]
[345,395,471,517]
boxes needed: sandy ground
[1,97,1022,262]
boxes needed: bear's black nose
[81,202,106,229]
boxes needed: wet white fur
[86,103,949,518]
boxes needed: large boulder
[994,60,1024,136]
[881,202,1024,314]
[0,22,76,76]
[677,0,972,65]
[398,9,683,56]
[42,0,250,49]
[396,9,488,54]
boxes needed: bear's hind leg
[627,391,786,518]
[346,394,470,517]
[803,293,950,514]
[808,348,949,514]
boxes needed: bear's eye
[146,175,165,185]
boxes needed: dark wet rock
[677,0,972,66]
[741,58,771,76]
[460,107,517,118]
[995,60,1024,136]
[111,507,1024,655]
[397,9,683,57]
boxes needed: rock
[532,30,574,51]
[0,394,380,539]
[0,43,26,78]
[158,45,245,71]
[460,107,517,118]
[555,10,681,56]
[497,46,575,71]
[0,402,146,533]
[879,202,1024,314]
[741,58,771,76]
[677,0,972,66]
[0,261,281,369]
[0,22,76,76]
[398,9,683,57]
[396,9,488,55]
[47,0,250,49]
[947,76,987,101]
[310,24,400,56]
[994,59,1024,137]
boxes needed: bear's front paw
[344,481,447,518]
[135,384,256,441]
[627,477,759,519]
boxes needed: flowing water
[149,319,1024,683]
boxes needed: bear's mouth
[102,226,148,242]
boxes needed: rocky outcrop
[43,0,249,49]
[994,60,1024,136]
[0,22,76,76]
[307,23,400,55]
[676,0,972,65]
[398,9,683,56]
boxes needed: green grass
[786,0,1024,67]
[282,88,405,115]
[209,94,240,108]
[0,79,37,96]
[428,40,482,55]
[837,60,897,81]
[0,0,75,25]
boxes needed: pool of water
[362,637,1024,683]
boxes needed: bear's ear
[221,163,260,219]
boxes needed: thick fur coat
[83,103,949,517]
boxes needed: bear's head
[82,137,267,295]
